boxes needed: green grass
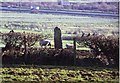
[0,28,41,34]
[0,43,5,47]
[62,40,73,48]
[0,65,119,82]
[0,12,118,35]
[34,40,90,50]
[0,12,118,50]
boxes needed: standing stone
[54,27,62,49]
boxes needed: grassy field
[0,12,118,34]
[0,65,119,82]
[0,9,119,83]
[0,12,118,49]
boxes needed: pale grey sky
[0,0,119,2]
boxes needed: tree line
[1,2,118,13]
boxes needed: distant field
[0,12,118,49]
[0,28,41,34]
[0,12,118,34]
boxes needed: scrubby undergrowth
[0,65,119,82]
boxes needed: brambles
[1,47,108,67]
[77,35,119,67]
[1,30,43,49]
[1,30,46,63]
[1,30,118,67]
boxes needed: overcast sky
[0,0,119,2]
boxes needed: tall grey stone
[54,27,62,49]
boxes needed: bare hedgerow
[1,30,44,58]
[77,34,119,67]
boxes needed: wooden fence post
[54,27,62,49]
[23,35,27,63]
[0,47,2,67]
[73,37,76,66]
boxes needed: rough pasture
[0,11,119,82]
[0,12,118,36]
[0,65,119,82]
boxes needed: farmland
[0,9,119,82]
[0,12,118,34]
[0,11,118,48]
[0,33,118,79]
